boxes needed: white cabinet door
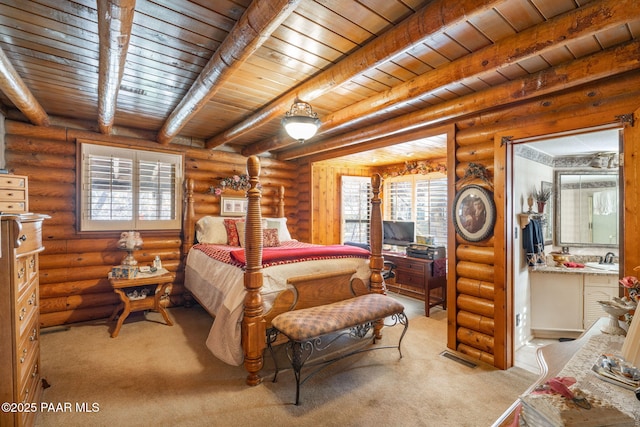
[531,272,584,332]
[584,274,620,330]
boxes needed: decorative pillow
[263,228,280,247]
[223,218,244,246]
[195,216,227,244]
[263,217,292,241]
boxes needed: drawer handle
[7,192,13,196]
[19,307,26,321]
[20,234,27,242]
[28,292,36,305]
[18,267,25,279]
[29,328,37,341]
[20,348,27,363]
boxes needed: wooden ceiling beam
[156,0,301,145]
[97,0,136,135]
[277,39,640,161]
[245,0,634,156]
[208,0,509,150]
[0,47,49,127]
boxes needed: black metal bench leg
[396,312,409,358]
[266,328,281,382]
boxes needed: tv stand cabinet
[382,252,446,317]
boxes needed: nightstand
[108,271,175,337]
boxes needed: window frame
[78,141,184,232]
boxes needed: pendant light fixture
[281,100,321,143]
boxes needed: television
[383,220,415,247]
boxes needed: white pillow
[263,217,292,241]
[195,216,227,244]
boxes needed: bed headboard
[180,160,286,257]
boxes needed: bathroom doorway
[510,127,622,372]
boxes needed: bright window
[79,142,183,231]
[341,176,371,244]
[384,174,448,246]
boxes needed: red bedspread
[230,244,370,267]
[192,241,370,268]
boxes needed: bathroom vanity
[530,266,619,338]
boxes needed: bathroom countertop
[529,265,618,275]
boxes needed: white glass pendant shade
[282,101,321,143]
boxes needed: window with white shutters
[80,142,183,231]
[341,176,371,244]
[385,174,448,246]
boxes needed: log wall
[449,70,640,369]
[3,120,298,327]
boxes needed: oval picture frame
[452,184,496,242]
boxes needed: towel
[522,219,544,266]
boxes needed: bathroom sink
[584,262,619,272]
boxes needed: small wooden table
[108,272,175,338]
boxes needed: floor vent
[440,350,477,368]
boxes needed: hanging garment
[522,219,544,266]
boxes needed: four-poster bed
[182,156,385,385]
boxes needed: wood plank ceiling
[0,0,638,165]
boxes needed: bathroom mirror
[554,170,619,247]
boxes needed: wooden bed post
[277,185,285,218]
[182,178,195,257]
[369,173,385,338]
[242,156,266,386]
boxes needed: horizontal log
[456,261,494,282]
[455,69,640,140]
[5,134,76,156]
[5,151,75,170]
[457,294,494,317]
[457,326,494,353]
[455,140,494,163]
[28,182,75,199]
[456,277,495,300]
[41,236,181,255]
[40,278,112,298]
[40,305,116,328]
[8,165,75,184]
[40,292,119,314]
[186,158,297,180]
[457,343,494,365]
[40,212,75,227]
[456,245,495,264]
[5,120,67,140]
[457,310,494,335]
[455,234,495,247]
[31,196,75,212]
[40,265,112,284]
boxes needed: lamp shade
[282,101,321,143]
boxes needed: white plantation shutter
[387,180,413,221]
[416,177,448,246]
[81,143,182,231]
[385,174,448,245]
[341,176,371,244]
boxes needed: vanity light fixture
[282,100,321,143]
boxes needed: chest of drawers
[0,213,48,427]
[383,252,447,317]
[0,175,28,214]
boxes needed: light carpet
[35,295,535,427]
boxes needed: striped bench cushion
[271,293,405,342]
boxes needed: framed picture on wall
[221,196,248,216]
[541,180,553,244]
[452,185,496,242]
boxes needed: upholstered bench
[267,293,408,405]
